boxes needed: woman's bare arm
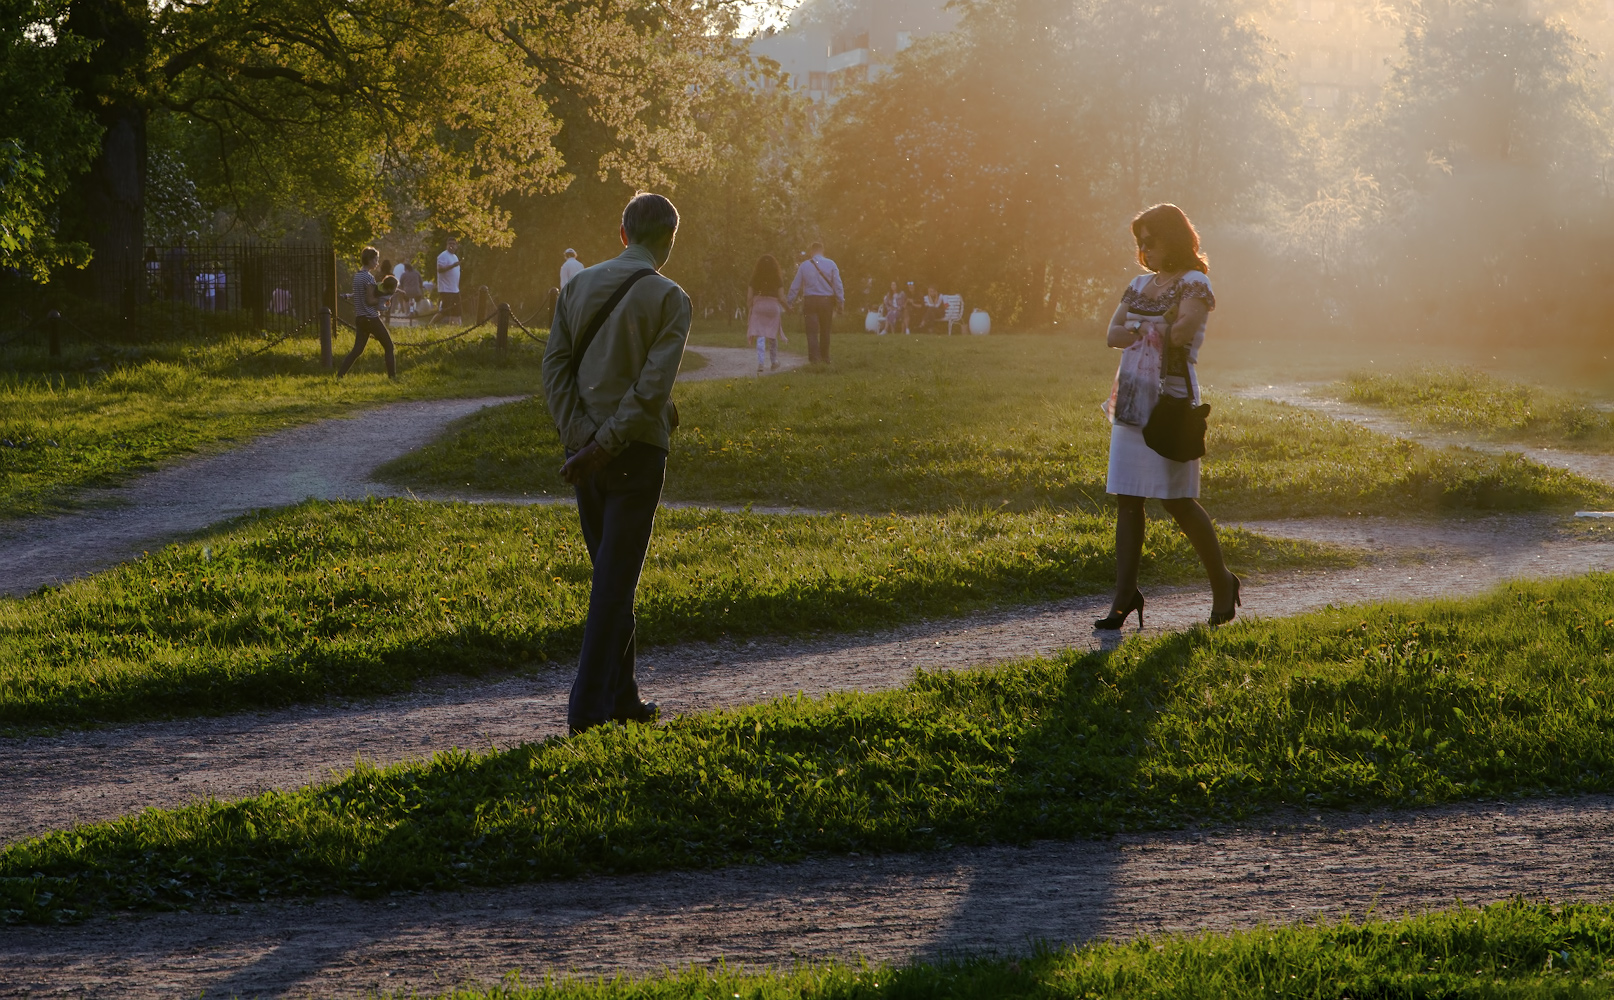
[1106,298,1138,348]
[1168,295,1208,348]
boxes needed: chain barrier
[214,316,318,372]
[509,312,546,347]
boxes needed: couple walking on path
[539,197,1236,735]
[745,242,844,369]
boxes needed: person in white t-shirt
[432,237,461,325]
[559,248,584,288]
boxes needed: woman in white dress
[1097,203,1240,629]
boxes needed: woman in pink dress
[747,254,787,373]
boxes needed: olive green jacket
[541,243,691,456]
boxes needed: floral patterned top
[1121,271,1215,399]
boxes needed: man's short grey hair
[622,193,680,246]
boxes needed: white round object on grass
[969,309,991,335]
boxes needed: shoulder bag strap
[808,258,831,289]
[568,268,658,380]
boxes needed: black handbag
[1143,393,1210,462]
[1142,328,1210,462]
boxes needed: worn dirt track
[5,795,1613,998]
[1231,383,1614,490]
[7,512,1614,847]
[7,369,1614,997]
[0,347,795,598]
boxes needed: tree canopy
[0,0,100,280]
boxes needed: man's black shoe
[615,701,659,724]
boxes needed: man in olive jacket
[542,193,691,735]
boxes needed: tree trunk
[81,108,147,305]
[64,0,148,305]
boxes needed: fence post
[496,302,510,357]
[475,285,490,327]
[46,310,61,358]
[320,308,334,369]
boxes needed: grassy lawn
[0,498,1337,728]
[433,900,1614,998]
[1340,367,1614,452]
[379,335,1611,518]
[0,330,543,520]
[7,571,1613,922]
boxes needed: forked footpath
[0,347,797,596]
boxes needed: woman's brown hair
[1131,203,1209,274]
[750,254,783,296]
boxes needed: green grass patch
[379,336,1611,517]
[0,330,544,520]
[436,900,1614,998]
[1341,367,1614,452]
[7,572,1613,922]
[0,497,1335,728]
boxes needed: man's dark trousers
[567,441,667,731]
[803,294,835,363]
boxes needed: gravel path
[6,512,1612,846]
[0,347,793,598]
[1231,382,1614,490]
[0,396,526,597]
[5,794,1612,998]
[6,364,1614,996]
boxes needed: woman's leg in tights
[1111,494,1146,613]
[1160,497,1236,608]
[756,337,766,368]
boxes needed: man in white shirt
[559,248,584,289]
[786,241,844,363]
[432,237,461,325]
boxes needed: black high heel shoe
[1209,574,1242,626]
[1095,590,1144,630]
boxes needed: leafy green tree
[50,0,751,302]
[0,0,100,281]
[811,0,1299,328]
[1350,0,1614,196]
[1333,0,1614,348]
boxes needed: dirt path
[1231,382,1614,490]
[682,344,809,381]
[0,348,792,598]
[5,794,1611,998]
[6,512,1612,846]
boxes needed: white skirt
[1106,421,1199,499]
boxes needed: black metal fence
[129,241,337,337]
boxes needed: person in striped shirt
[338,246,397,379]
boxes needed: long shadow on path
[4,795,1611,998]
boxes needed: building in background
[1255,0,1614,116]
[1255,1,1401,115]
[750,0,959,102]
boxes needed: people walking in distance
[747,254,788,373]
[880,281,907,335]
[1097,203,1238,631]
[541,193,691,736]
[787,240,843,363]
[338,246,397,379]
[560,248,584,288]
[432,237,462,325]
[399,262,424,320]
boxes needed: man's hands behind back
[561,441,613,485]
